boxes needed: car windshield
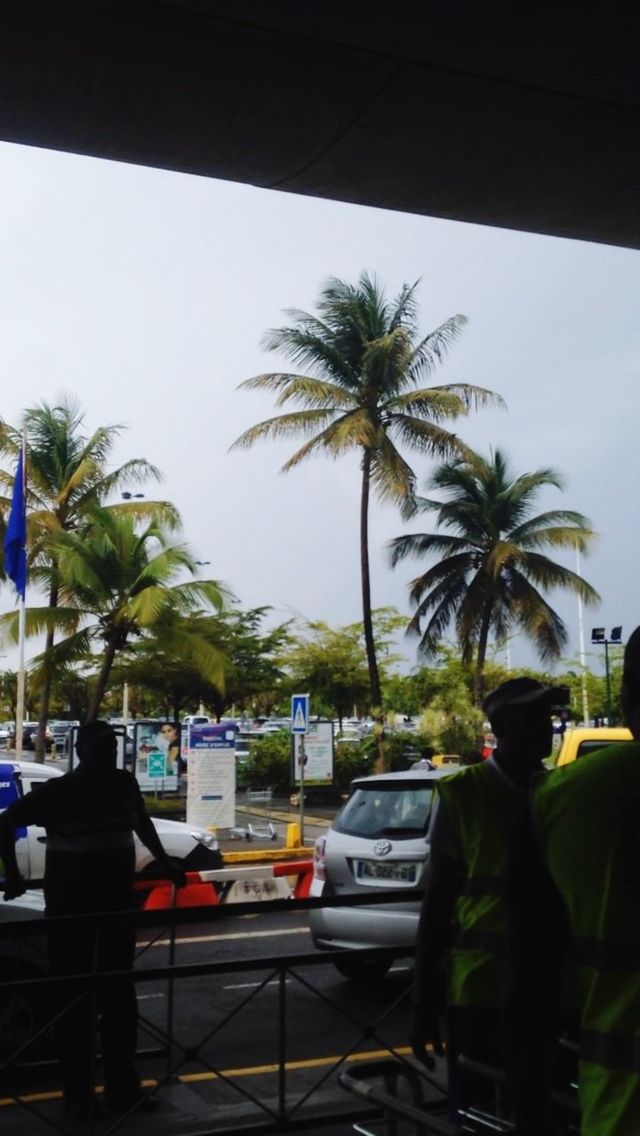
[334,783,434,838]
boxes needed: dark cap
[482,678,556,722]
[76,720,117,751]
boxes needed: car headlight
[190,830,218,849]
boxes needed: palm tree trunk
[35,584,59,762]
[360,452,384,765]
[473,600,494,707]
[86,641,118,722]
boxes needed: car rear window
[576,739,623,759]
[334,783,434,839]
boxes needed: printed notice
[186,723,237,828]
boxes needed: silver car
[309,765,459,980]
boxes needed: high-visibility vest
[532,743,640,1135]
[438,762,521,1009]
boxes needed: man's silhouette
[0,720,185,1118]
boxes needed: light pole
[591,626,622,724]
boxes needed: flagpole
[15,595,26,760]
[576,542,589,727]
[15,431,27,760]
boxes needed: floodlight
[610,626,623,643]
[591,628,605,643]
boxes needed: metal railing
[0,888,444,1136]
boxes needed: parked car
[554,726,632,766]
[181,715,211,728]
[0,761,222,881]
[48,720,78,753]
[7,723,53,751]
[309,765,459,980]
[0,723,11,748]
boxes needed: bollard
[285,822,301,849]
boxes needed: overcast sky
[1,139,638,680]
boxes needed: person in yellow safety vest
[0,720,187,1120]
[509,626,640,1135]
[410,677,560,1115]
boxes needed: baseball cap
[482,678,558,721]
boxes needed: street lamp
[121,492,145,500]
[194,560,210,566]
[591,626,623,723]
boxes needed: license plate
[356,860,418,883]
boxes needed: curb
[222,846,315,864]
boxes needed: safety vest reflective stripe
[581,1030,640,1074]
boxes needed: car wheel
[333,955,392,983]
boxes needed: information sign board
[134,721,180,792]
[186,722,237,829]
[292,720,333,786]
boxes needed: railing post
[277,963,287,1123]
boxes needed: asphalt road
[4,908,446,1134]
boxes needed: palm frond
[280,411,375,470]
[389,416,468,461]
[230,410,338,451]
[369,435,416,504]
[386,387,469,421]
[388,531,472,568]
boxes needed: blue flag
[4,450,27,598]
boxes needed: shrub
[243,731,291,794]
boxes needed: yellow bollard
[285,822,301,849]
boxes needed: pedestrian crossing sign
[291,693,310,735]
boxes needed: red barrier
[140,872,219,910]
[137,861,314,909]
[272,859,314,898]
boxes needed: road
[3,907,445,1134]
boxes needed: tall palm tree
[389,448,600,704]
[0,397,173,756]
[231,273,502,717]
[1,506,228,721]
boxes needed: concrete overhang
[1,3,639,247]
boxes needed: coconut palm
[0,397,174,756]
[389,448,600,703]
[1,506,229,721]
[231,272,502,714]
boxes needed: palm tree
[1,506,229,721]
[0,397,173,756]
[389,448,600,704]
[231,272,502,718]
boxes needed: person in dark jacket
[0,720,186,1119]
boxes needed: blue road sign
[291,693,310,735]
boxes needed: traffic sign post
[291,694,310,843]
[291,693,309,734]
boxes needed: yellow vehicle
[555,727,632,766]
[430,753,462,767]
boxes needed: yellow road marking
[0,1047,418,1107]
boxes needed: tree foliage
[390,448,599,703]
[232,273,502,726]
[1,506,228,721]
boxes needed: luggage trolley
[339,1050,580,1136]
